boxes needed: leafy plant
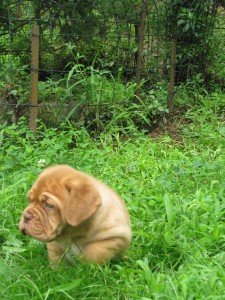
[35,59,169,133]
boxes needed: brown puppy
[19,165,131,266]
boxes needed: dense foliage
[0,0,224,130]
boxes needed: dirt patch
[149,109,191,145]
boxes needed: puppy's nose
[21,229,26,235]
[23,211,33,224]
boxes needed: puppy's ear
[65,180,102,227]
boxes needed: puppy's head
[19,165,101,242]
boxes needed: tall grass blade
[43,279,82,298]
[164,193,174,225]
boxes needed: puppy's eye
[44,202,54,209]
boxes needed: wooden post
[135,0,148,99]
[168,37,176,115]
[29,25,39,133]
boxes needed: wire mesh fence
[0,0,224,130]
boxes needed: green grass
[0,94,225,299]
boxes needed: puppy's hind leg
[83,238,128,264]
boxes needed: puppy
[19,165,131,266]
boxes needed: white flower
[38,159,46,167]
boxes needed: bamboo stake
[29,25,39,133]
[168,37,176,115]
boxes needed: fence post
[168,37,176,115]
[29,25,39,133]
[135,0,148,99]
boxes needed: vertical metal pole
[168,37,176,115]
[30,25,39,133]
[135,0,148,99]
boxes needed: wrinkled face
[19,165,102,243]
[19,188,66,242]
